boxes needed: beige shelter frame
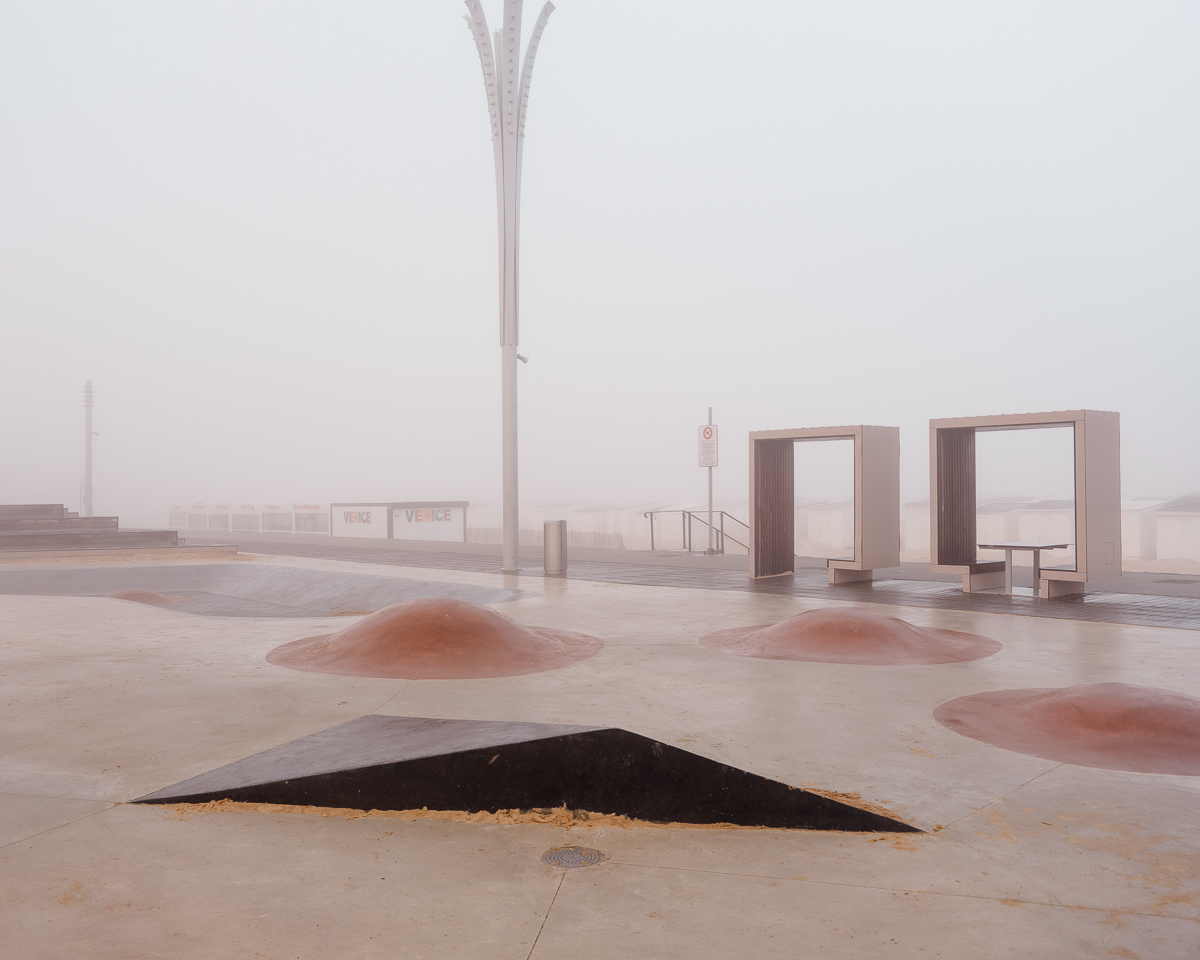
[749,425,900,582]
[929,409,1121,597]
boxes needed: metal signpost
[464,0,555,573]
[699,408,718,554]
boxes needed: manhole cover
[541,845,607,869]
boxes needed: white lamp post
[464,0,554,573]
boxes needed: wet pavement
[190,534,1200,631]
[1,550,1198,958]
[0,561,527,617]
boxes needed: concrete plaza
[2,550,1199,958]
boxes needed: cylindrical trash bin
[544,520,567,576]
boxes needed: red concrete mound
[108,588,182,606]
[266,598,603,680]
[934,683,1200,775]
[700,607,1000,665]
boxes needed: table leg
[1032,549,1041,594]
[1005,549,1013,594]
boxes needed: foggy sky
[2,1,1197,527]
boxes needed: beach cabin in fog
[1121,499,1170,560]
[169,504,332,536]
[976,500,1032,545]
[1015,500,1076,545]
[1157,495,1200,562]
[799,500,855,557]
[904,498,1032,558]
[903,500,930,556]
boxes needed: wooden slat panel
[0,531,179,551]
[753,439,794,578]
[0,504,69,519]
[0,517,119,534]
[936,428,976,565]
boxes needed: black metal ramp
[135,715,917,832]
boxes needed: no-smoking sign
[698,424,718,467]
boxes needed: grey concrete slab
[558,815,1060,905]
[1,554,1198,957]
[534,859,1197,959]
[946,762,1200,919]
[0,596,407,801]
[0,560,529,617]
[0,804,565,960]
[0,792,112,848]
[191,534,1200,629]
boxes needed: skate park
[3,456,1200,957]
[4,2,1200,957]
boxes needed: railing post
[641,509,751,555]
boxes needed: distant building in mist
[1121,499,1171,561]
[1156,496,1200,562]
[900,496,1200,564]
[167,494,1200,564]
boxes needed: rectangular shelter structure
[749,425,900,582]
[929,409,1120,597]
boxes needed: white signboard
[331,505,389,539]
[698,424,718,467]
[392,505,465,543]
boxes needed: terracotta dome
[934,683,1200,775]
[266,598,603,680]
[108,588,181,607]
[700,607,1000,665]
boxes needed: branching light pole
[464,0,554,573]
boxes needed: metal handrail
[643,510,749,555]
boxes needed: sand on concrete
[166,800,914,834]
[266,597,603,679]
[934,682,1200,775]
[700,607,1000,665]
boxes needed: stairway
[0,504,178,552]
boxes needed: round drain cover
[541,845,607,869]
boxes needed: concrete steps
[0,531,179,551]
[0,517,120,535]
[0,504,77,520]
[0,504,177,552]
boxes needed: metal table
[977,541,1070,594]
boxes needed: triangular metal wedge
[135,715,918,832]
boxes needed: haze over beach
[1,2,1197,527]
[3,8,1200,953]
